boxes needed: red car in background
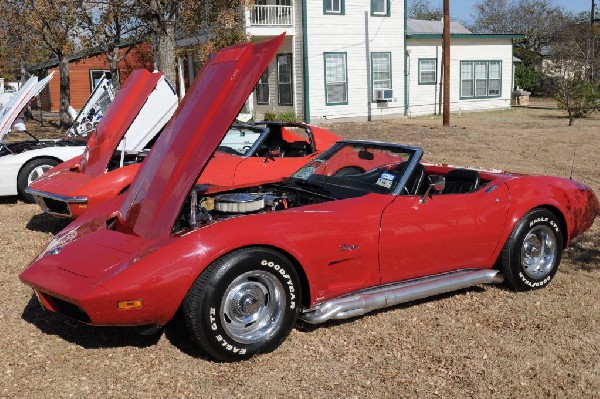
[27,113,338,219]
[19,35,598,362]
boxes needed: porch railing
[250,5,293,26]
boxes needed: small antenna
[569,127,580,180]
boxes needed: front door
[378,185,510,283]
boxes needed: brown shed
[31,42,153,112]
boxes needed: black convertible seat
[442,168,481,194]
[284,141,311,157]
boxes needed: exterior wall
[253,36,298,117]
[304,0,406,122]
[41,44,153,112]
[407,39,514,117]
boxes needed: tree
[472,0,569,68]
[546,22,600,125]
[81,0,148,91]
[1,0,84,128]
[136,0,251,86]
[408,0,443,20]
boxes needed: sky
[449,0,594,23]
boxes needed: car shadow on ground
[21,296,161,349]
[0,195,19,204]
[26,213,70,234]
[295,286,487,334]
[162,310,214,361]
[565,231,600,270]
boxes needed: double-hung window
[277,54,293,106]
[460,61,502,98]
[324,0,344,14]
[324,52,348,105]
[256,69,269,105]
[372,52,392,99]
[418,59,437,85]
[371,0,390,16]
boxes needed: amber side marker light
[78,203,88,208]
[117,300,143,310]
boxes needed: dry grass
[0,105,599,398]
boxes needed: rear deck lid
[118,34,285,240]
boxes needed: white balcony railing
[250,5,293,26]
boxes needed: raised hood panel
[80,70,165,176]
[119,35,285,240]
[0,73,54,141]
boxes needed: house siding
[407,39,514,117]
[305,0,405,122]
[39,44,152,112]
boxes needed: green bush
[262,111,297,123]
[514,63,544,94]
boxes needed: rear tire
[183,248,301,362]
[17,158,59,203]
[500,209,563,291]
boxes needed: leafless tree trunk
[58,55,72,127]
[153,20,176,84]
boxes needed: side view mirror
[420,175,445,203]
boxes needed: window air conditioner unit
[374,88,393,102]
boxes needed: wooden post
[443,0,450,126]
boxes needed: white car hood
[0,73,54,142]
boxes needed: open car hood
[0,73,54,142]
[65,75,116,138]
[79,70,178,176]
[118,34,285,240]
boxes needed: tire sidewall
[192,249,300,361]
[17,158,59,202]
[508,210,563,290]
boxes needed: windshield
[217,126,265,156]
[287,141,422,196]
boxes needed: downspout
[510,39,514,106]
[302,0,311,123]
[403,0,408,116]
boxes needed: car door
[378,184,510,284]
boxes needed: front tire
[17,158,59,203]
[500,209,563,291]
[183,248,301,362]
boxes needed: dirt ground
[1,105,599,398]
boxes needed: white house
[405,19,520,117]
[201,1,521,122]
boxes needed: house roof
[407,19,472,34]
[28,36,148,72]
[406,18,524,40]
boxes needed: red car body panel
[19,35,599,335]
[118,35,286,240]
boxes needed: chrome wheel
[27,164,53,185]
[220,270,286,345]
[520,225,557,279]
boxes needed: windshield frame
[288,140,423,196]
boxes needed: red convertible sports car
[19,35,599,362]
[27,120,338,219]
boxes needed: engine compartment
[174,183,332,232]
[0,139,84,156]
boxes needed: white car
[0,71,178,202]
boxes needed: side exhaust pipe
[299,269,503,324]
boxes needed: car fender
[500,176,597,249]
[71,163,140,207]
